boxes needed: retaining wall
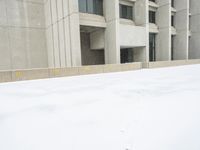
[0,60,199,83]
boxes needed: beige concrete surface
[49,67,79,78]
[78,65,104,75]
[12,69,49,81]
[0,71,12,83]
[0,60,200,83]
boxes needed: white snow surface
[0,65,200,150]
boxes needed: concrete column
[189,0,200,59]
[135,0,149,62]
[45,0,82,68]
[104,0,120,64]
[156,0,171,61]
[174,0,189,60]
[68,0,82,66]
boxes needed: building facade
[0,0,199,70]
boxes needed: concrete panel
[0,71,12,83]
[58,20,66,67]
[44,0,52,27]
[120,63,142,71]
[189,33,200,59]
[104,0,120,64]
[6,0,45,28]
[49,67,79,77]
[135,0,148,26]
[174,31,188,60]
[12,69,49,81]
[0,27,11,70]
[69,13,82,66]
[0,0,7,26]
[120,24,146,47]
[57,0,63,20]
[103,64,122,73]
[51,0,58,24]
[78,65,104,75]
[64,17,72,67]
[46,26,55,68]
[53,24,61,68]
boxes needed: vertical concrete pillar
[156,0,171,61]
[68,0,82,66]
[174,0,189,60]
[189,0,200,59]
[135,0,149,62]
[104,0,120,64]
[45,0,82,68]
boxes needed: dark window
[121,49,134,63]
[78,0,103,16]
[171,15,174,27]
[149,0,156,2]
[149,33,156,62]
[171,0,174,7]
[120,4,133,20]
[171,36,174,60]
[149,11,156,23]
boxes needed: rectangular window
[149,0,156,2]
[149,33,156,62]
[120,49,134,64]
[171,15,174,27]
[78,0,103,16]
[171,0,174,7]
[149,11,156,23]
[171,35,174,60]
[120,4,133,20]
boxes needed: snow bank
[0,65,200,150]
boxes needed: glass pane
[87,0,94,14]
[79,0,87,13]
[95,0,103,15]
[127,6,133,19]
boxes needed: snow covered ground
[0,64,200,150]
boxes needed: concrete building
[0,0,199,70]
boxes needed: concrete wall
[174,0,189,60]
[156,0,171,61]
[189,0,200,59]
[120,24,146,48]
[104,0,120,64]
[0,0,48,70]
[1,60,200,83]
[44,0,81,68]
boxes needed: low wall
[144,59,200,69]
[0,60,200,83]
[0,62,142,83]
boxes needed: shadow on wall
[80,33,105,66]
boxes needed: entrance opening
[80,26,105,66]
[120,48,134,64]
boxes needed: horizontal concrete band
[0,59,200,83]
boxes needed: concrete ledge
[103,64,122,73]
[120,62,142,71]
[49,67,79,78]
[12,69,49,81]
[147,59,200,68]
[0,71,12,83]
[1,60,200,83]
[78,65,104,75]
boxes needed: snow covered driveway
[0,64,200,150]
